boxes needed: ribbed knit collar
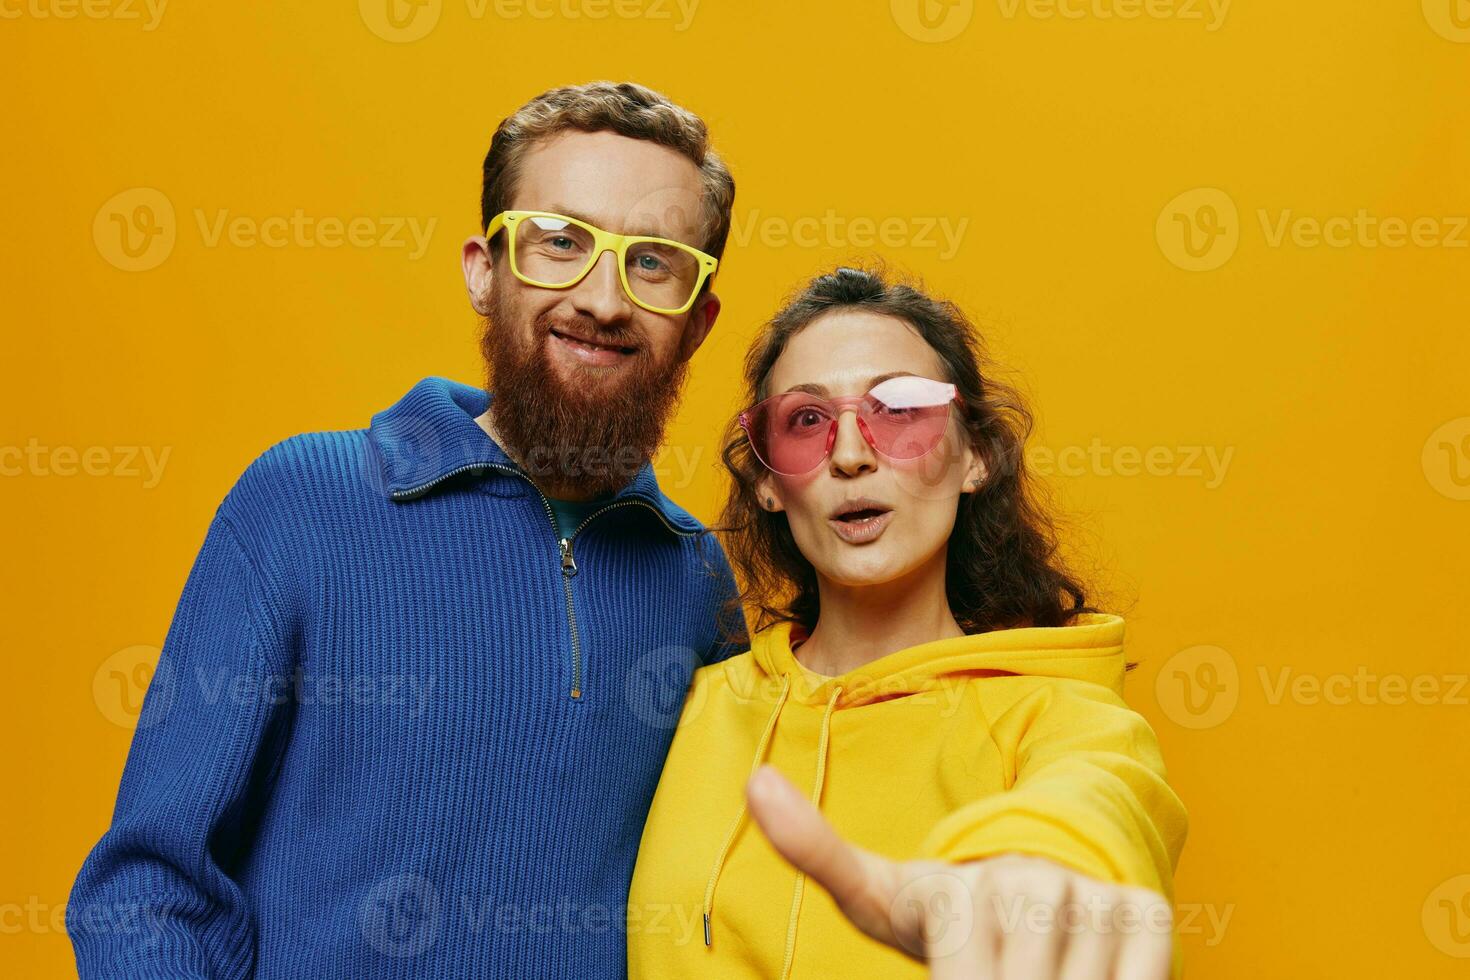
[368,376,703,533]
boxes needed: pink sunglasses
[738,375,962,476]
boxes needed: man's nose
[570,250,635,324]
[828,408,877,477]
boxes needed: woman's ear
[961,442,988,493]
[756,474,785,513]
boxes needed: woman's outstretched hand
[745,765,1174,979]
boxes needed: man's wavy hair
[480,80,736,261]
[718,266,1093,641]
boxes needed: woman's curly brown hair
[717,266,1093,643]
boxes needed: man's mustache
[536,311,646,352]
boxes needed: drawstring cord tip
[703,913,712,946]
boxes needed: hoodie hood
[750,612,1128,706]
[697,613,1129,976]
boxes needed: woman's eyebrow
[782,382,829,396]
[779,371,918,397]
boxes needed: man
[68,81,742,979]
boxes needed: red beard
[480,289,690,498]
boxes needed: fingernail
[748,766,777,802]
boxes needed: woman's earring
[765,496,775,510]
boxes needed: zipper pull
[559,537,578,577]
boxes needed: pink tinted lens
[746,392,835,474]
[860,376,955,459]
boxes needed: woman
[628,267,1187,979]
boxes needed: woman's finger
[1055,883,1117,980]
[745,765,902,944]
[989,860,1068,980]
[1111,887,1173,980]
[925,868,996,980]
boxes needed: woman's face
[757,310,985,589]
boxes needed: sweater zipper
[558,498,696,699]
[391,464,696,700]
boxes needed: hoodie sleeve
[918,676,1187,898]
[66,509,292,980]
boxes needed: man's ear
[755,472,785,513]
[462,235,496,316]
[677,291,721,362]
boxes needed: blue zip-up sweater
[67,376,743,979]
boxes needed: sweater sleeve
[67,512,293,980]
[919,677,1187,899]
[696,532,747,667]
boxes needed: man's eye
[549,236,576,250]
[635,254,667,273]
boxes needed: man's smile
[548,325,640,367]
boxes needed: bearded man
[68,81,741,980]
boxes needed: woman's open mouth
[548,327,639,367]
[828,505,893,544]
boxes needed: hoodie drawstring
[776,684,842,980]
[701,678,846,976]
[703,675,791,946]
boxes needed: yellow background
[4,1,1468,976]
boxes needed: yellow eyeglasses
[484,210,719,315]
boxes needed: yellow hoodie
[627,613,1187,979]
